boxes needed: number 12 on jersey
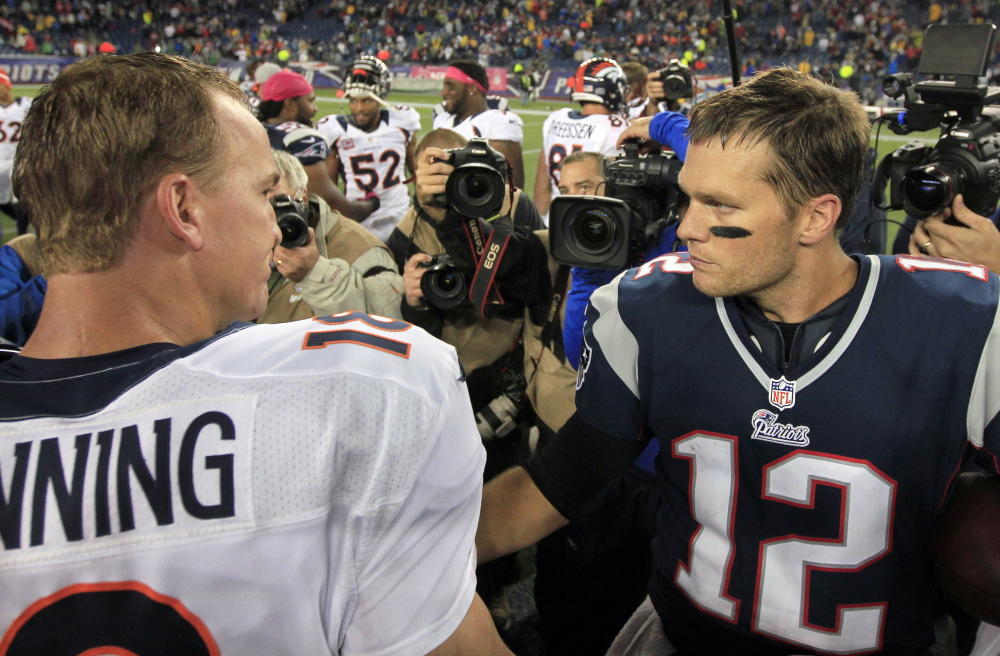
[673,432,896,653]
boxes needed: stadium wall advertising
[0,57,735,101]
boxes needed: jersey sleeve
[342,350,485,656]
[279,124,331,166]
[392,106,422,134]
[574,273,648,440]
[315,114,346,144]
[484,111,524,143]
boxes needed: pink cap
[261,69,313,102]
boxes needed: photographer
[527,149,665,656]
[258,150,402,324]
[560,146,685,371]
[387,127,548,627]
[391,129,547,347]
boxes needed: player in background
[532,58,631,218]
[0,70,30,235]
[1,52,511,656]
[259,68,377,224]
[432,60,526,189]
[317,56,420,241]
[621,62,653,120]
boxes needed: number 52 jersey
[576,253,1000,656]
[0,313,484,656]
[317,106,420,241]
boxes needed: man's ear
[798,193,842,246]
[156,173,204,251]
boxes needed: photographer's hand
[403,253,433,307]
[273,228,320,283]
[908,195,1000,274]
[415,147,453,223]
[616,117,653,149]
[646,71,666,104]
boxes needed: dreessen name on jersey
[0,397,253,554]
[547,121,598,140]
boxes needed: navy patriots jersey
[265,121,330,166]
[576,253,1000,655]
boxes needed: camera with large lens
[418,253,469,310]
[433,137,509,218]
[271,194,311,248]
[549,142,683,269]
[654,59,694,101]
[475,368,527,442]
[874,23,1000,221]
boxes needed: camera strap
[464,214,512,316]
[539,264,570,362]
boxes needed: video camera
[271,194,311,248]
[549,142,683,269]
[433,137,509,218]
[874,23,1000,221]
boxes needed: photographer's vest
[259,196,390,324]
[393,197,524,373]
[522,230,577,432]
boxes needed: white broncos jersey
[0,313,485,656]
[317,106,421,241]
[541,108,629,196]
[432,108,524,144]
[0,97,30,204]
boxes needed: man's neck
[21,268,221,360]
[751,249,859,325]
[456,97,487,122]
[581,103,611,116]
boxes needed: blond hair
[14,53,247,274]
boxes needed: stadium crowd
[0,0,995,83]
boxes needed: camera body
[433,137,509,218]
[418,253,469,310]
[271,194,311,248]
[549,142,683,269]
[875,23,1000,220]
[655,59,694,101]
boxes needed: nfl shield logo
[769,376,796,410]
[341,139,354,150]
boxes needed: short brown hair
[687,68,869,229]
[415,128,468,160]
[14,53,248,274]
[560,151,606,176]
[621,62,649,88]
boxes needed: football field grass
[2,85,938,251]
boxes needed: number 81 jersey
[576,253,1000,656]
[317,106,420,241]
[541,107,628,196]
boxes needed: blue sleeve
[0,246,45,346]
[648,111,690,161]
[563,266,616,370]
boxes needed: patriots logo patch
[750,409,810,447]
[297,142,329,160]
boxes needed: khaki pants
[605,596,677,656]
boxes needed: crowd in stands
[0,0,996,103]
